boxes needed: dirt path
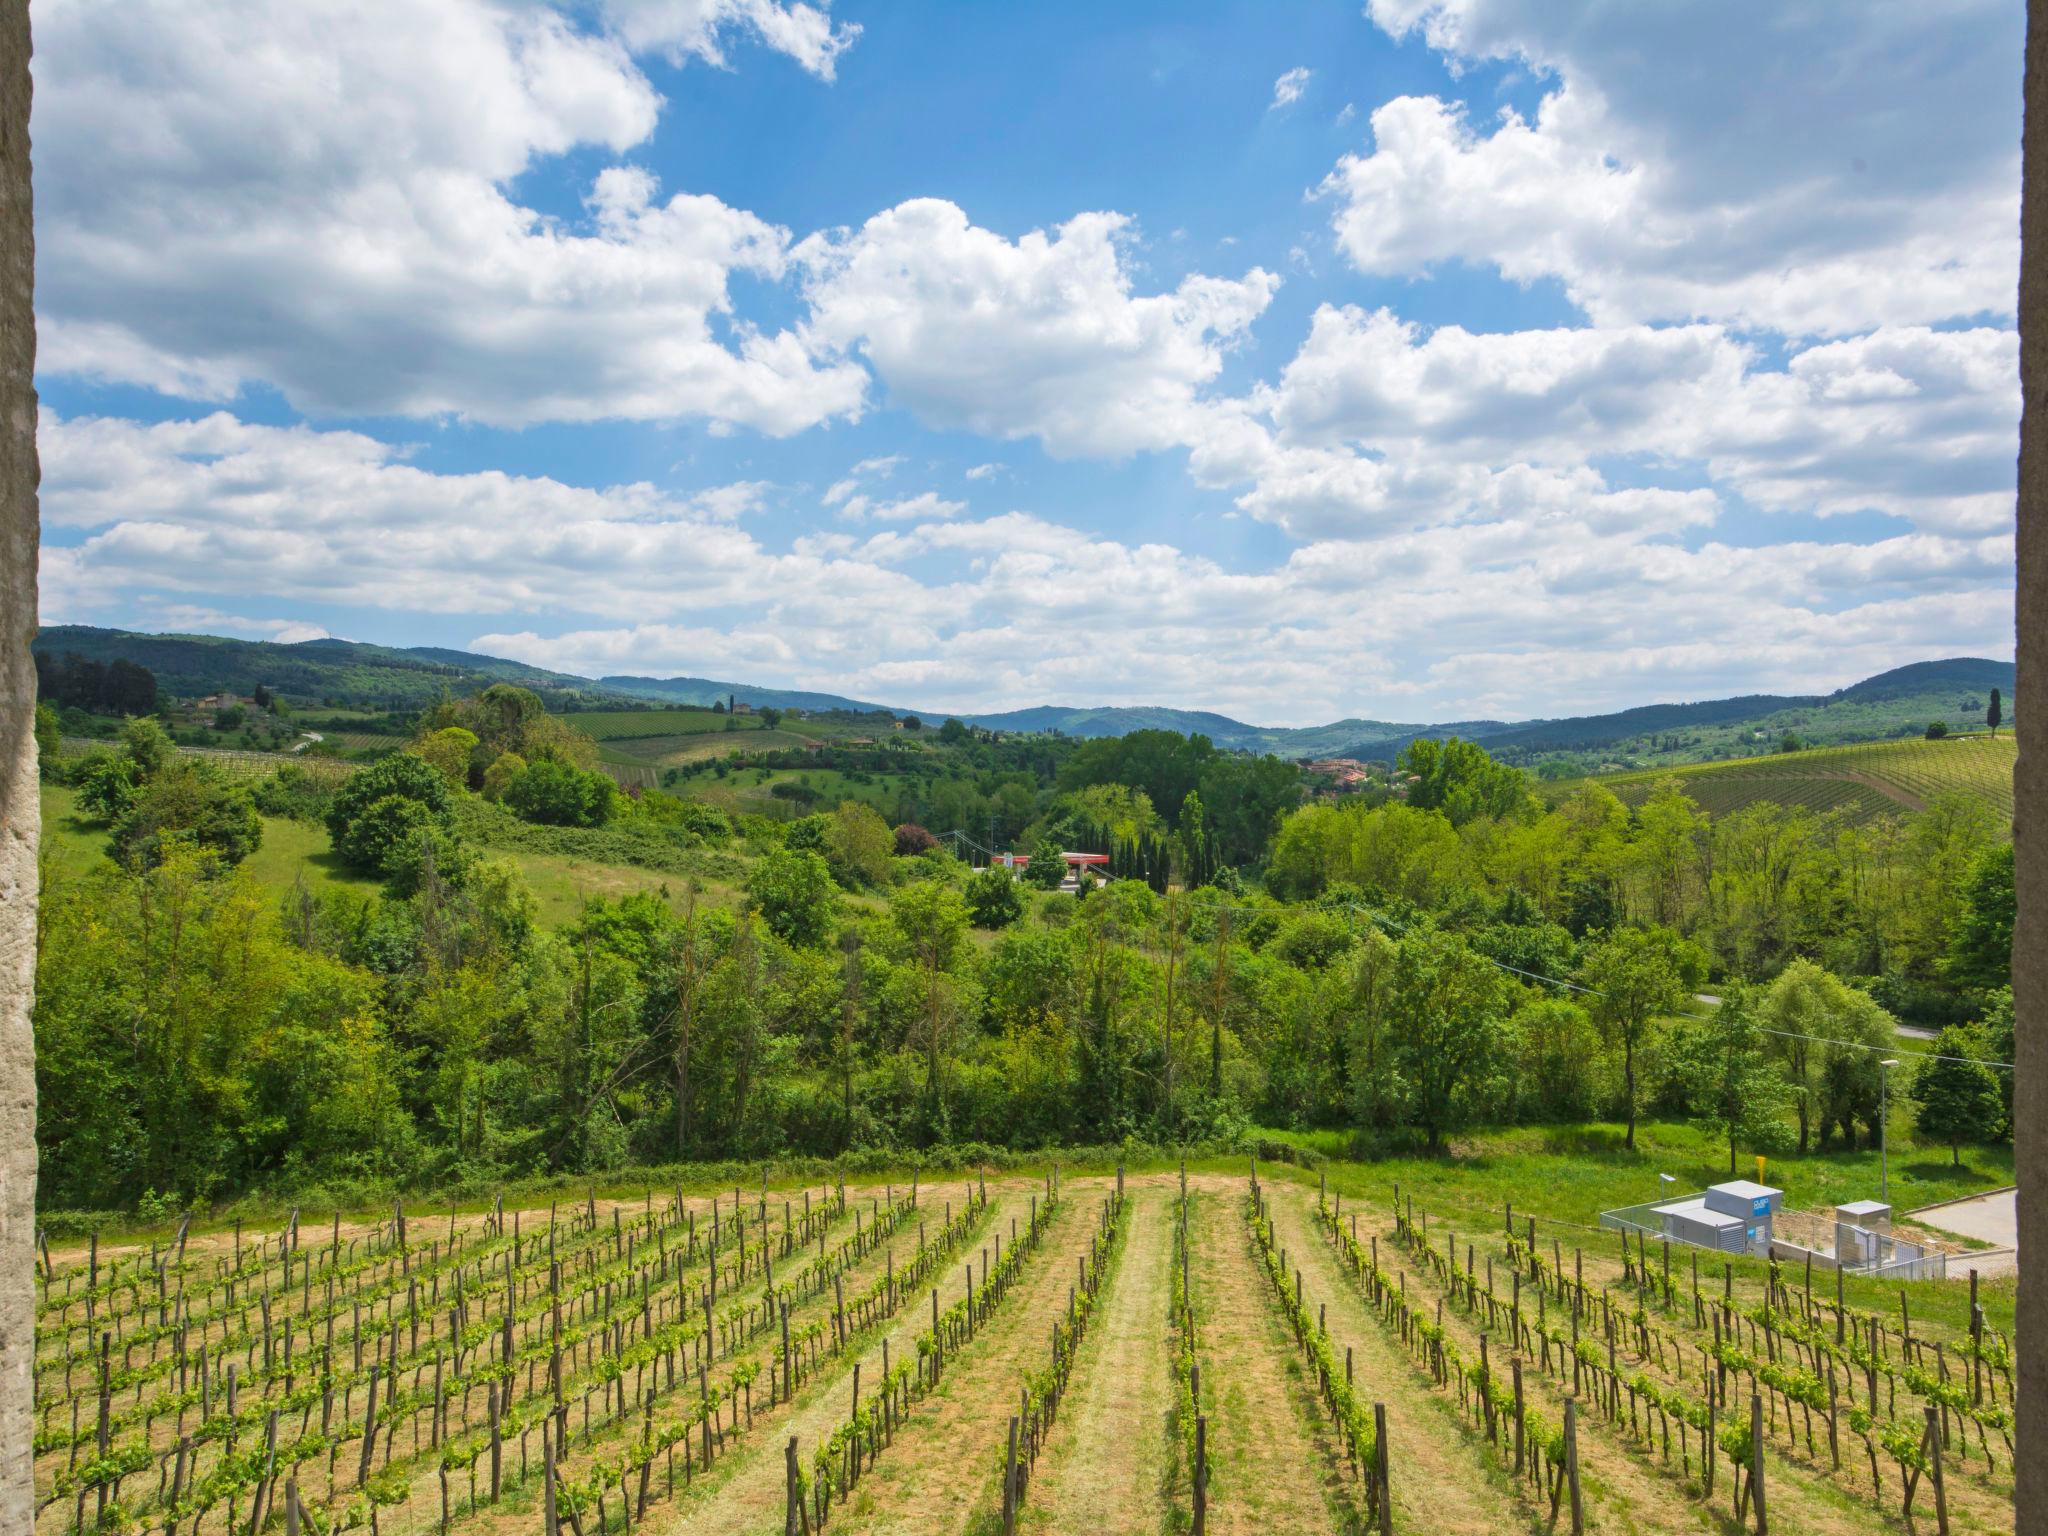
[660,1189,1024,1536]
[1186,1189,1357,1535]
[1022,1188,1174,1536]
[827,1193,1103,1536]
[1260,1192,1532,1536]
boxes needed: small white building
[1834,1200,1893,1267]
[1651,1179,1782,1256]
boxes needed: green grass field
[38,781,734,926]
[1547,732,2016,826]
[721,765,903,814]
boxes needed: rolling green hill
[37,780,747,926]
[33,625,611,710]
[1544,733,2017,827]
[36,627,2014,779]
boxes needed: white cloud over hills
[40,412,2011,722]
[27,0,2020,719]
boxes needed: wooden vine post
[1002,1416,1020,1536]
[785,1436,808,1536]
[1373,1401,1393,1536]
[1193,1414,1208,1536]
[1750,1393,1766,1535]
[1564,1399,1583,1536]
[1924,1404,1948,1536]
[543,1427,560,1536]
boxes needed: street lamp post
[1879,1059,1902,1198]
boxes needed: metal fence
[1837,1222,1947,1280]
[1597,1199,1676,1239]
[1604,1194,1951,1279]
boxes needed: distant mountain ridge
[32,626,2013,765]
[961,658,2016,760]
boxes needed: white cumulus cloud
[32,0,867,432]
[1328,0,2020,333]
[37,411,2014,723]
[1271,67,1312,110]
[798,199,1280,458]
[600,0,861,79]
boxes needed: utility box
[1836,1199,1891,1233]
[1835,1200,1893,1267]
[1703,1180,1781,1254]
[1656,1199,1748,1253]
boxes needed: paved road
[1909,1187,2018,1275]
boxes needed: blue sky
[30,0,2021,723]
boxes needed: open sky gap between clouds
[27,0,2022,722]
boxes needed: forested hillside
[29,679,2014,1216]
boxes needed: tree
[336,793,440,874]
[758,706,783,730]
[503,759,614,827]
[1946,843,2014,991]
[745,848,835,947]
[32,700,58,761]
[1925,721,1949,740]
[1982,987,2016,1133]
[891,880,969,1136]
[1023,834,1067,889]
[111,762,264,868]
[326,752,452,871]
[1910,1026,2004,1166]
[1757,959,1894,1151]
[420,683,595,768]
[1987,687,2002,738]
[900,714,922,731]
[481,751,526,802]
[1384,929,1509,1149]
[1398,738,1531,825]
[828,929,866,1148]
[1661,988,1793,1173]
[1505,996,1603,1121]
[1195,754,1300,867]
[1343,925,1401,1129]
[415,726,479,789]
[1059,729,1217,825]
[1579,926,1694,1149]
[964,866,1024,929]
[1626,781,1706,928]
[121,716,174,776]
[822,801,894,888]
[938,718,970,744]
[893,822,939,856]
[379,822,477,899]
[73,749,142,821]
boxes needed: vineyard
[1549,735,2017,827]
[33,1170,2015,1536]
[54,738,358,783]
[564,711,743,742]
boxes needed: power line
[1754,1025,2013,1072]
